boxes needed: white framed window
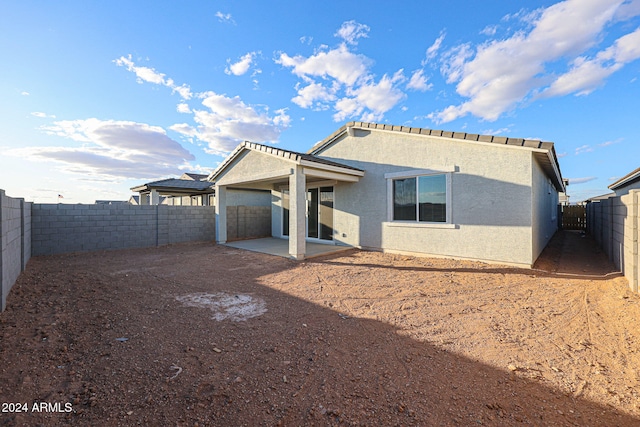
[385,168,453,226]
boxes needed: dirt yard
[1,231,639,426]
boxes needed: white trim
[278,185,336,242]
[384,166,456,179]
[544,150,565,192]
[300,160,364,176]
[302,167,361,182]
[279,180,337,192]
[386,171,453,225]
[279,188,289,238]
[609,169,640,191]
[384,221,456,229]
[306,185,335,242]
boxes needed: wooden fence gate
[561,205,587,230]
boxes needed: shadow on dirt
[0,240,636,426]
[313,230,622,281]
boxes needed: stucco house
[608,167,640,196]
[130,173,271,207]
[210,122,565,267]
[131,176,215,206]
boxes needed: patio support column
[140,193,149,205]
[150,189,160,205]
[215,185,227,244]
[289,165,306,260]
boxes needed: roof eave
[608,167,640,190]
[130,184,148,192]
[311,121,565,191]
[299,159,365,176]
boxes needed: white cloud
[225,52,258,76]
[481,126,512,136]
[291,81,336,108]
[276,44,371,87]
[21,91,30,96]
[335,20,370,45]
[407,69,432,92]
[114,55,165,84]
[614,0,640,20]
[14,119,195,179]
[599,138,622,147]
[278,21,407,122]
[480,25,497,37]
[425,31,446,63]
[31,112,56,118]
[114,55,193,100]
[543,27,640,97]
[215,11,235,25]
[170,91,290,155]
[334,71,406,122]
[575,144,594,155]
[177,103,191,114]
[439,43,473,84]
[114,55,286,154]
[430,0,640,123]
[569,176,597,185]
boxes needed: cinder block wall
[587,190,639,292]
[161,205,217,245]
[31,204,216,256]
[0,190,31,311]
[2,194,271,311]
[226,206,271,241]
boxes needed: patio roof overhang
[209,141,364,189]
[210,141,364,261]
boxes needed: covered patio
[209,141,364,260]
[224,237,354,259]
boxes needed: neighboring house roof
[129,195,140,204]
[308,121,565,192]
[586,192,615,202]
[609,167,640,191]
[95,200,127,205]
[180,172,208,181]
[209,141,364,183]
[130,178,214,194]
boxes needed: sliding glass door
[283,186,333,241]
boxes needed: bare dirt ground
[1,230,639,426]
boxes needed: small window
[392,174,448,223]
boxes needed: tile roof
[309,121,557,152]
[130,178,214,192]
[309,121,564,191]
[209,141,364,183]
[242,141,363,172]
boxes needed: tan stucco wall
[531,157,559,263]
[315,129,537,266]
[215,150,292,189]
[613,180,640,197]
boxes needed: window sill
[384,221,457,229]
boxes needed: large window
[391,173,449,223]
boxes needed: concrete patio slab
[224,237,354,259]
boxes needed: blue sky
[2,0,639,204]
